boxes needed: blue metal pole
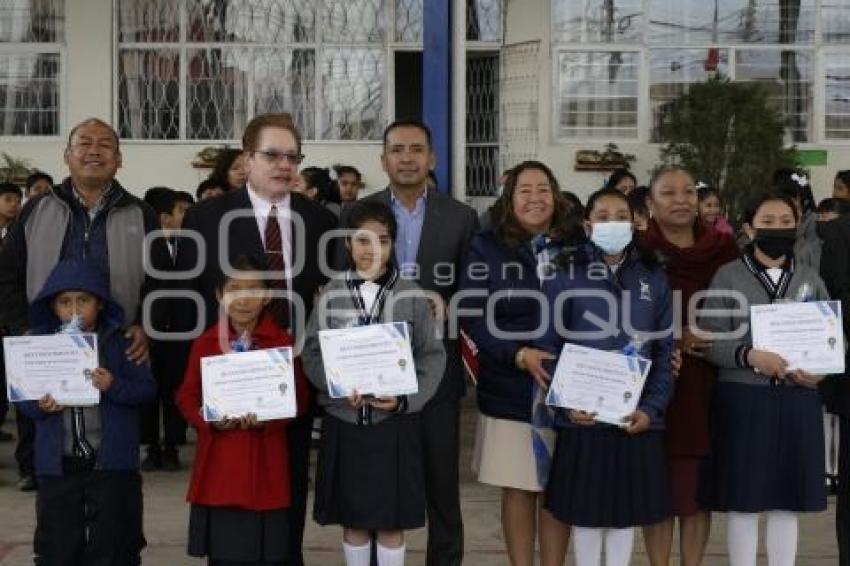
[422,0,451,195]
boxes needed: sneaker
[161,445,180,472]
[0,430,14,442]
[17,475,36,492]
[141,445,162,472]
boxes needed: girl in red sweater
[176,255,308,565]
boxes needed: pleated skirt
[544,427,670,528]
[187,504,289,563]
[313,413,425,530]
[699,381,827,513]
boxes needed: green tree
[657,76,795,221]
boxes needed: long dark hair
[493,160,582,247]
[210,148,245,191]
[742,191,799,226]
[300,167,342,205]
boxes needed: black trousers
[838,416,850,565]
[15,406,35,476]
[284,413,312,566]
[422,399,463,566]
[35,466,145,566]
[140,341,187,447]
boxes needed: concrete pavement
[0,400,839,564]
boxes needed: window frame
[0,4,67,141]
[112,0,408,144]
[550,0,850,146]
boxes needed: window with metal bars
[0,0,64,137]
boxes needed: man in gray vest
[0,117,160,368]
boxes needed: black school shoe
[161,445,180,471]
[17,475,36,491]
[141,445,162,471]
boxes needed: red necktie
[265,205,289,329]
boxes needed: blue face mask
[590,221,633,255]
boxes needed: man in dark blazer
[819,214,850,566]
[175,113,337,566]
[338,120,478,565]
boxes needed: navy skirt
[313,413,425,530]
[700,381,827,513]
[544,427,670,528]
[187,504,289,563]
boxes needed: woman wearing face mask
[537,187,675,566]
[459,160,581,566]
[698,192,828,565]
[640,166,739,566]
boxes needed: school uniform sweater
[302,275,446,424]
[700,255,830,385]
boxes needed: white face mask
[590,221,634,255]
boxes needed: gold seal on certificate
[201,347,297,422]
[545,343,652,426]
[750,300,845,375]
[318,322,418,398]
[3,334,100,406]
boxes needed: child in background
[176,255,309,566]
[19,260,156,564]
[697,183,734,236]
[302,200,446,566]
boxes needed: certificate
[201,347,297,422]
[546,343,651,426]
[4,334,100,406]
[750,301,845,375]
[318,322,418,398]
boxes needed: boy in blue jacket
[18,260,156,566]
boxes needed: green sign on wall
[795,149,828,167]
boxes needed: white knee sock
[604,527,634,566]
[343,541,371,566]
[376,542,406,566]
[765,511,798,566]
[727,512,759,566]
[573,527,603,566]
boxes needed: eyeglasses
[252,149,304,165]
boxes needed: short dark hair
[242,113,300,154]
[585,187,632,220]
[333,164,362,182]
[196,178,224,200]
[604,168,637,191]
[836,170,850,189]
[216,254,272,291]
[0,182,22,199]
[817,197,850,216]
[25,171,53,190]
[67,118,120,149]
[143,186,175,214]
[176,191,194,206]
[346,200,398,243]
[382,120,432,149]
[742,191,800,225]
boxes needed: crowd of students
[3,113,850,566]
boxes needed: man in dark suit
[175,113,337,566]
[339,120,478,565]
[819,214,850,566]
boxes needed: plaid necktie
[265,205,289,329]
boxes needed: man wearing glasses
[176,113,337,566]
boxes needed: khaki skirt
[472,414,542,492]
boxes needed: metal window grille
[0,0,64,136]
[553,0,644,44]
[823,1,850,44]
[500,41,540,172]
[466,52,499,197]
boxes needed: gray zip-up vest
[23,194,146,325]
